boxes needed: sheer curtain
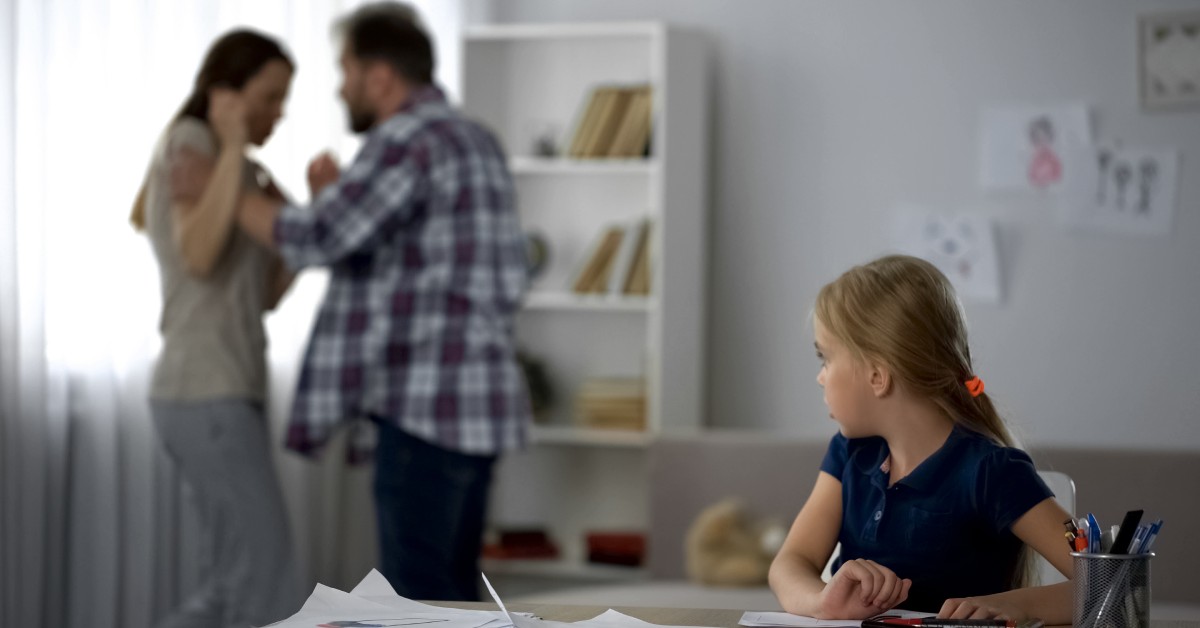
[0,1,462,626]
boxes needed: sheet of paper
[266,571,514,628]
[739,609,930,628]
[891,205,1003,304]
[979,104,1092,194]
[1061,144,1180,236]
[578,610,721,628]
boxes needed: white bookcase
[461,22,708,583]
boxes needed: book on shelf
[566,84,653,159]
[623,220,652,295]
[586,531,646,567]
[606,218,647,295]
[569,219,653,297]
[569,226,624,294]
[576,377,646,431]
[607,86,653,158]
[566,86,609,158]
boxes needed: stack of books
[585,531,646,567]
[570,218,652,296]
[481,528,559,560]
[576,378,646,431]
[566,84,654,159]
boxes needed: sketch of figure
[1096,149,1112,204]
[1027,116,1062,189]
[1113,161,1133,210]
[1138,158,1158,214]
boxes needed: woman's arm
[939,497,1075,624]
[171,89,247,278]
[769,472,910,619]
[264,255,294,311]
[257,167,295,310]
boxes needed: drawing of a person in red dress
[1027,115,1062,189]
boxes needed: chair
[1037,470,1075,585]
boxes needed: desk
[429,601,1200,628]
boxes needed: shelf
[522,292,654,313]
[509,156,659,176]
[530,425,653,448]
[481,557,648,581]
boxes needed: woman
[131,29,301,628]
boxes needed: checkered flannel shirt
[274,85,531,459]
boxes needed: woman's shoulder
[165,116,216,157]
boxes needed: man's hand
[307,152,340,199]
[816,559,911,620]
[208,88,248,148]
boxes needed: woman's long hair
[130,29,292,231]
[814,254,1036,588]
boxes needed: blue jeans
[372,419,497,601]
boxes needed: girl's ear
[867,360,892,398]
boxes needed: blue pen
[1086,513,1102,553]
[1127,525,1148,555]
[1137,520,1161,554]
[1140,520,1164,554]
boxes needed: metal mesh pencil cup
[1072,552,1152,628]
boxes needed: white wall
[471,0,1200,451]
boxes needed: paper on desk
[579,610,717,628]
[267,569,722,628]
[739,609,930,628]
[265,570,510,628]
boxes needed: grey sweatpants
[150,399,301,628]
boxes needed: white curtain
[0,1,463,626]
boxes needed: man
[238,2,532,601]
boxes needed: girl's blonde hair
[815,254,1034,588]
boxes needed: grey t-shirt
[145,117,274,401]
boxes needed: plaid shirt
[275,85,531,459]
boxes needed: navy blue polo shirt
[821,424,1053,613]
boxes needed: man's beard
[347,104,375,134]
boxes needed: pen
[1140,520,1164,554]
[1086,513,1102,553]
[864,619,1015,627]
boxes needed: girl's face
[240,59,293,146]
[814,317,876,438]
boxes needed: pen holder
[1072,552,1152,628]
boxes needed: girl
[131,29,301,628]
[768,255,1072,624]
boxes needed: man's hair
[336,2,434,85]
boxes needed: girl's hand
[208,88,248,147]
[939,596,1024,622]
[818,559,911,619]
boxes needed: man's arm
[238,135,424,271]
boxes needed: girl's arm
[939,497,1074,624]
[769,472,911,619]
[171,90,247,278]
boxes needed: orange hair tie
[965,376,985,398]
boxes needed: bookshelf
[462,22,708,584]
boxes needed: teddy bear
[684,498,788,587]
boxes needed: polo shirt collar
[896,424,977,492]
[852,424,981,493]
